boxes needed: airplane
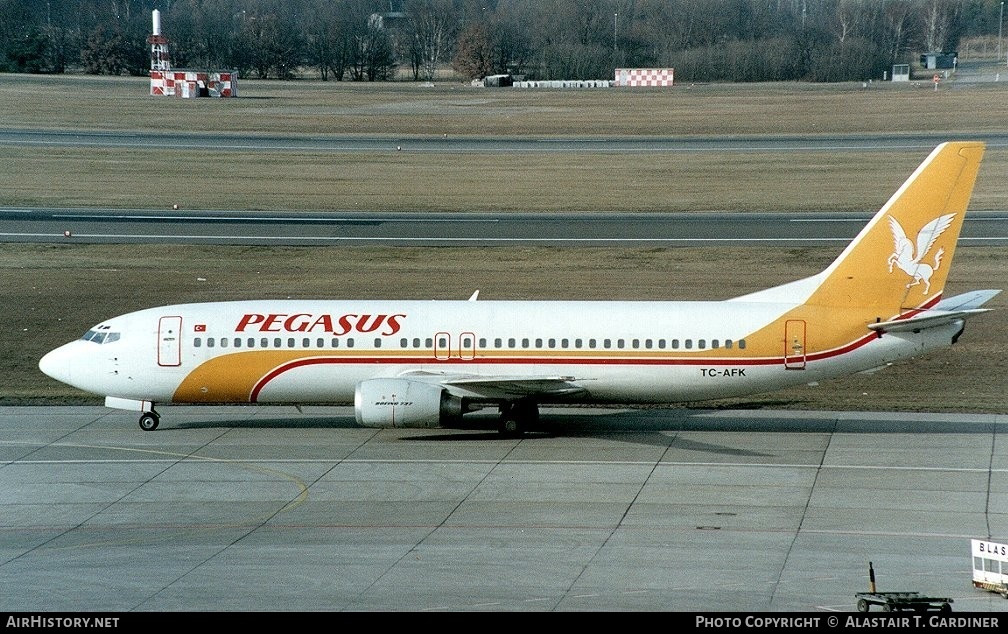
[39,141,999,436]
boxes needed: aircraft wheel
[497,402,524,438]
[497,399,538,438]
[857,599,869,612]
[498,414,524,438]
[139,411,160,431]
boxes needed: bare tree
[452,22,494,79]
[405,0,455,82]
[922,0,963,53]
[879,0,913,64]
[347,6,395,81]
[834,0,868,43]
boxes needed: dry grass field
[3,71,1008,212]
[1,72,1006,413]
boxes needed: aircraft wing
[868,289,1001,334]
[399,370,587,399]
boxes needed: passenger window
[207,338,215,348]
[374,338,382,348]
[194,338,202,348]
[698,339,706,349]
[725,339,733,349]
[685,339,692,349]
[561,338,569,347]
[604,339,611,349]
[317,338,325,348]
[234,338,241,348]
[521,338,529,348]
[658,339,665,349]
[548,338,556,348]
[589,339,596,348]
[287,338,295,348]
[738,339,746,349]
[220,338,228,348]
[331,338,339,348]
[671,339,679,349]
[645,339,652,349]
[261,338,268,348]
[248,338,256,348]
[347,338,355,348]
[274,338,281,348]
[508,338,516,348]
[632,339,639,349]
[712,339,720,349]
[413,338,421,348]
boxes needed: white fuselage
[39,298,957,408]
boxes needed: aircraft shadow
[167,406,1002,438]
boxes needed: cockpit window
[80,329,120,344]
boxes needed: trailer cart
[855,591,953,613]
[855,562,953,612]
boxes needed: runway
[3,208,1008,246]
[3,128,1007,154]
[2,405,1006,612]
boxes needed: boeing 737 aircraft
[39,142,998,435]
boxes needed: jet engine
[354,378,463,428]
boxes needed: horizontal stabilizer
[867,289,1000,333]
[931,289,1001,311]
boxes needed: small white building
[971,539,1008,597]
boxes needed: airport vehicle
[971,538,1008,598]
[855,562,953,612]
[38,142,998,434]
[855,592,953,613]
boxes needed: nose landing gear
[139,410,160,431]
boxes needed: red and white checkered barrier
[150,70,237,98]
[614,68,674,87]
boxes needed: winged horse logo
[886,213,956,294]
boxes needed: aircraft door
[434,332,450,360]
[784,319,806,370]
[433,332,476,360]
[459,332,475,360]
[158,316,182,367]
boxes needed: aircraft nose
[39,342,79,386]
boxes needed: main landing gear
[498,399,539,438]
[138,410,160,431]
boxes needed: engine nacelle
[354,378,463,428]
